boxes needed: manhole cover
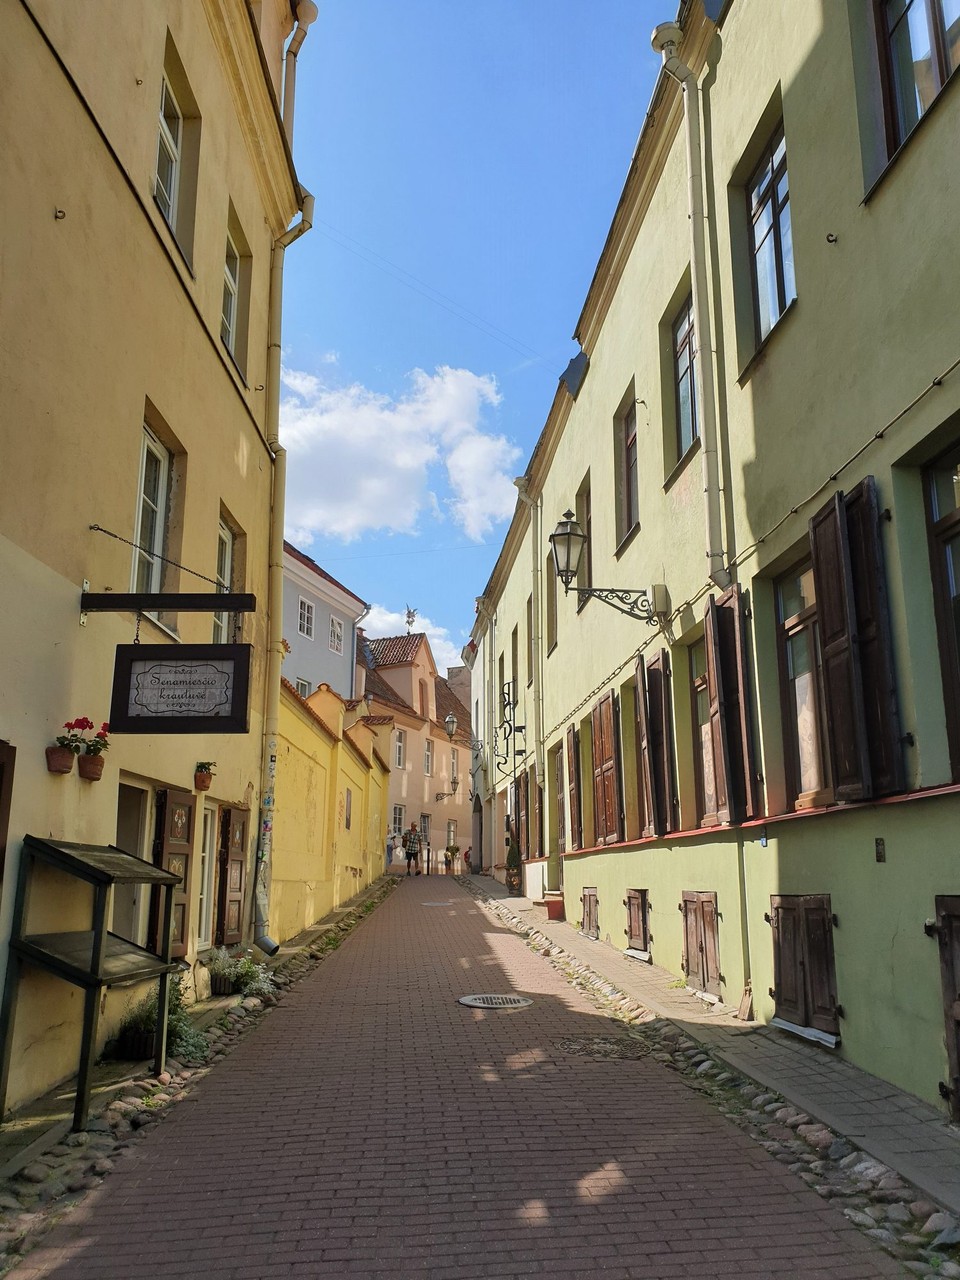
[555,1036,650,1060]
[458,994,533,1009]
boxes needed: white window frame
[198,804,218,950]
[131,427,170,593]
[392,804,405,834]
[395,729,406,769]
[213,519,234,644]
[424,739,434,776]
[329,615,344,654]
[446,820,457,848]
[298,597,315,640]
[451,747,459,786]
[155,75,182,229]
[221,231,240,355]
[295,677,311,699]
[419,813,430,844]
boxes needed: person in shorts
[404,823,422,876]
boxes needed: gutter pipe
[282,1,319,149]
[475,596,496,875]
[652,22,729,589]
[514,478,543,789]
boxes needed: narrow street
[11,879,898,1280]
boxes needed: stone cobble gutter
[0,876,398,1276]
[461,879,960,1279]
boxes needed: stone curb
[462,879,960,1278]
[0,875,399,1275]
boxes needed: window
[778,476,903,808]
[576,473,592,598]
[747,123,796,344]
[673,295,698,458]
[876,0,960,150]
[514,772,529,857]
[298,597,314,639]
[553,743,566,854]
[419,679,429,718]
[626,889,650,954]
[565,724,582,850]
[451,748,459,786]
[295,678,311,699]
[635,649,678,835]
[419,813,430,844]
[525,595,533,683]
[925,446,960,778]
[446,820,457,848]
[329,616,344,654]
[546,554,558,651]
[345,788,352,830]
[394,729,406,769]
[690,639,718,824]
[197,804,218,950]
[770,894,840,1040]
[424,739,433,776]
[221,232,240,354]
[681,891,720,997]
[155,75,182,229]
[581,887,599,940]
[132,428,171,593]
[511,625,519,698]
[615,400,639,540]
[590,692,623,845]
[392,804,405,834]
[213,519,234,644]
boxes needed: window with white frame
[132,428,171,593]
[221,232,240,355]
[295,678,311,699]
[424,739,434,775]
[298,597,315,639]
[155,75,182,230]
[395,728,406,768]
[198,805,218,950]
[392,804,405,834]
[212,519,234,644]
[451,747,459,786]
[329,615,344,654]
[446,820,457,847]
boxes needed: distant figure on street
[443,848,452,875]
[404,823,422,876]
[462,846,471,874]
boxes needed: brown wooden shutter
[217,807,247,947]
[700,892,721,996]
[802,897,840,1035]
[611,692,624,842]
[704,596,733,824]
[532,776,543,858]
[717,584,760,821]
[647,650,677,832]
[555,747,566,854]
[591,702,605,843]
[626,888,647,950]
[515,775,528,858]
[681,891,698,983]
[844,477,903,796]
[161,790,196,958]
[635,654,659,837]
[809,492,871,801]
[592,693,620,846]
[770,895,804,1027]
[566,725,582,850]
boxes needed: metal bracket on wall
[79,579,90,627]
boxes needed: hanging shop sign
[109,644,252,734]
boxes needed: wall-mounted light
[549,510,668,626]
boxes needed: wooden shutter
[532,776,543,858]
[809,493,871,801]
[704,597,733,824]
[566,725,582,850]
[555,748,566,853]
[161,790,196,958]
[770,896,804,1027]
[515,776,528,858]
[647,650,677,833]
[844,478,903,796]
[635,654,659,837]
[217,807,247,947]
[802,897,839,1035]
[581,887,598,939]
[626,888,647,950]
[591,693,620,845]
[700,892,721,997]
[681,891,699,985]
[611,693,624,842]
[716,585,760,821]
[591,702,605,843]
[935,896,960,1120]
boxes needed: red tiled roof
[367,634,424,667]
[284,541,367,609]
[434,675,472,746]
[363,715,395,725]
[363,665,417,716]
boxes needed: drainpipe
[475,596,496,874]
[282,1,319,150]
[652,22,729,590]
[514,478,543,788]
[254,187,315,955]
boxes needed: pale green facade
[468,0,960,1111]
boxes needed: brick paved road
[12,878,898,1279]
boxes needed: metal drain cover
[458,994,533,1009]
[555,1035,650,1060]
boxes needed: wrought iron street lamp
[549,510,666,626]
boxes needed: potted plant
[114,975,209,1064]
[46,717,92,774]
[78,721,109,781]
[204,946,236,995]
[194,761,216,792]
[505,835,522,896]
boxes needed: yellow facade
[470,0,960,1109]
[0,0,303,1112]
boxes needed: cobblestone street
[11,878,899,1279]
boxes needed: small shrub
[116,975,209,1064]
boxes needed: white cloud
[363,605,463,674]
[279,364,519,544]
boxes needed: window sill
[152,197,195,278]
[770,1016,840,1050]
[863,68,960,205]
[614,522,641,561]
[663,436,701,493]
[624,948,652,963]
[140,612,181,643]
[220,338,249,388]
[546,641,558,659]
[737,296,798,386]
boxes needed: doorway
[216,808,248,947]
[770,894,840,1039]
[114,784,147,944]
[682,890,721,998]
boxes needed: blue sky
[280,2,665,670]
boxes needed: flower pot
[78,754,105,781]
[45,746,76,775]
[116,1028,155,1061]
[209,972,233,996]
[195,771,212,792]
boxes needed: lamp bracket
[574,586,662,626]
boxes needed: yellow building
[270,681,390,945]
[0,0,314,1113]
[470,0,960,1112]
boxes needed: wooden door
[581,887,598,939]
[161,790,196,959]
[936,896,960,1120]
[625,889,648,951]
[682,891,720,997]
[770,894,840,1036]
[216,808,247,946]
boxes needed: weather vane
[405,605,417,633]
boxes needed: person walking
[403,822,422,876]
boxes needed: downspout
[514,478,543,787]
[475,596,496,874]
[652,22,729,590]
[282,1,319,150]
[254,187,315,954]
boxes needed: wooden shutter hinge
[924,918,945,940]
[900,731,916,747]
[835,1003,845,1019]
[763,911,772,924]
[768,987,776,999]
[880,508,892,522]
[832,913,839,927]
